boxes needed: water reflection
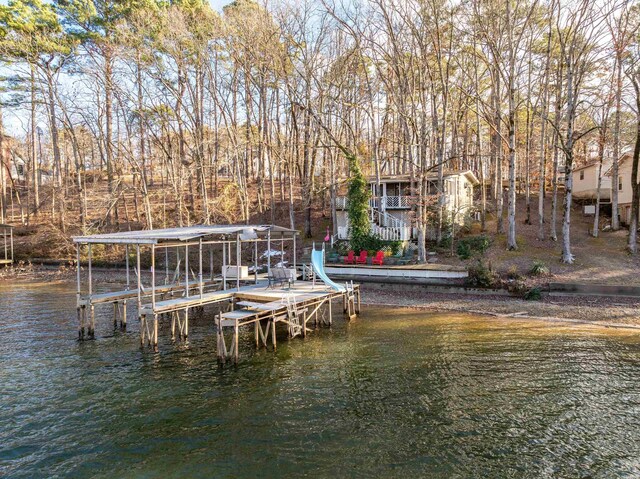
[1,281,639,478]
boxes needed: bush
[387,240,402,256]
[529,260,549,277]
[466,259,497,288]
[334,241,351,256]
[457,235,491,259]
[505,265,521,280]
[350,233,385,253]
[524,287,542,301]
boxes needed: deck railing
[336,223,412,242]
[336,195,413,210]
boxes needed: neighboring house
[609,153,638,225]
[335,171,479,242]
[572,159,613,201]
[3,154,52,185]
[9,155,27,182]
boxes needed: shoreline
[3,264,640,328]
[359,286,640,328]
[361,300,640,331]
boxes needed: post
[88,243,93,338]
[216,313,224,363]
[185,243,189,298]
[234,319,239,364]
[140,314,146,346]
[9,227,13,263]
[236,233,240,291]
[151,244,156,312]
[76,243,82,339]
[87,243,93,300]
[184,307,189,339]
[281,232,285,267]
[254,321,259,347]
[89,304,95,339]
[165,247,169,285]
[153,314,158,349]
[254,240,258,284]
[222,238,227,290]
[267,230,271,277]
[176,246,180,285]
[125,244,130,290]
[199,238,204,299]
[293,232,296,282]
[136,244,142,317]
[209,243,214,281]
[271,315,277,350]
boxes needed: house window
[619,177,623,191]
[16,164,24,176]
[579,170,584,180]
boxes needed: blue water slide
[311,248,345,292]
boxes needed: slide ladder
[310,243,345,292]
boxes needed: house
[572,158,613,201]
[3,155,53,185]
[610,153,638,225]
[335,171,479,242]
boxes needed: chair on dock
[344,250,356,264]
[372,250,384,266]
[268,267,292,289]
[355,250,368,264]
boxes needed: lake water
[1,280,640,478]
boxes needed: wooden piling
[89,305,95,339]
[153,314,159,349]
[233,319,239,364]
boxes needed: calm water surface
[1,280,640,478]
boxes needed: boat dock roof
[72,224,297,245]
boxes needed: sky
[209,0,232,11]
[0,0,235,136]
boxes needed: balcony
[335,195,413,210]
[337,224,412,241]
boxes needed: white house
[572,159,613,201]
[335,171,479,242]
[609,153,638,225]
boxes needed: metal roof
[72,224,298,245]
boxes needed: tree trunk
[612,56,622,231]
[627,78,640,253]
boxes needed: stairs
[370,208,412,241]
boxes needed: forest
[0,0,639,264]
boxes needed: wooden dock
[73,224,361,363]
[136,280,360,363]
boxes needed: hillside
[3,181,640,287]
[434,195,640,286]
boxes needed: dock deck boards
[79,278,237,307]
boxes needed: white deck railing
[336,195,413,210]
[336,224,412,242]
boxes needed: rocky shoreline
[361,287,640,327]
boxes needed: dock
[73,224,360,363]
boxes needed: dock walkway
[137,280,360,363]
